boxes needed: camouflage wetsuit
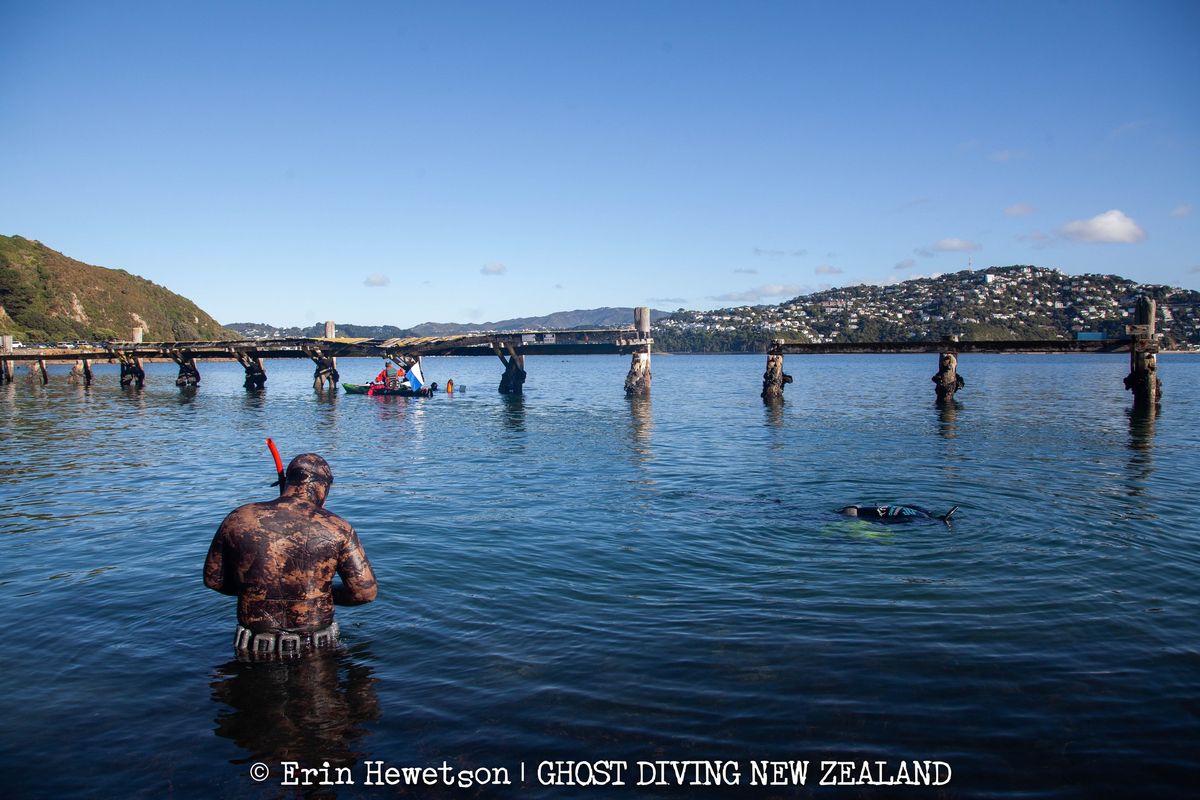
[204,454,377,652]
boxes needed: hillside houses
[652,266,1200,351]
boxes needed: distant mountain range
[225,308,671,340]
[0,235,232,342]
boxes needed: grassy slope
[0,235,235,341]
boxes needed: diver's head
[284,453,334,505]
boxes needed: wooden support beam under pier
[118,353,145,389]
[493,342,527,394]
[171,350,201,387]
[932,336,963,405]
[68,359,94,386]
[624,307,652,396]
[233,350,267,389]
[1124,297,1161,410]
[0,336,12,384]
[306,348,339,392]
[761,340,792,403]
[1,335,12,383]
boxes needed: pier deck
[0,328,652,362]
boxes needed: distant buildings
[654,266,1200,350]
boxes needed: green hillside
[0,235,234,342]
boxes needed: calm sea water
[1,353,1197,798]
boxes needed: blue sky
[2,1,1197,327]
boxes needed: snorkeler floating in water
[838,504,959,526]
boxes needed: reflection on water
[626,395,652,449]
[1125,405,1157,496]
[210,649,380,773]
[625,396,655,484]
[117,384,148,417]
[500,394,526,433]
[316,388,340,408]
[369,395,413,424]
[936,400,960,439]
[314,387,341,437]
[240,389,268,414]
[1127,404,1157,452]
[763,398,785,429]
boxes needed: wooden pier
[0,298,1168,411]
[0,313,655,396]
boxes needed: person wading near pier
[204,453,377,658]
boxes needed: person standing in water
[204,453,377,658]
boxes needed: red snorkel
[267,438,286,495]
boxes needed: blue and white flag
[405,361,425,390]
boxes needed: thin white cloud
[1110,120,1150,139]
[989,149,1026,162]
[890,197,933,213]
[1005,203,1037,217]
[363,274,390,287]
[480,263,508,276]
[916,238,980,257]
[1059,209,1145,243]
[753,247,807,258]
[933,238,981,252]
[709,283,806,303]
[1018,230,1055,249]
[1170,204,1192,218]
[889,272,940,283]
[815,264,842,275]
[648,296,686,305]
[894,258,916,270]
[734,267,758,275]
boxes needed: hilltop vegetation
[0,236,234,342]
[653,266,1200,352]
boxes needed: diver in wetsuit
[838,504,959,524]
[204,454,377,658]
